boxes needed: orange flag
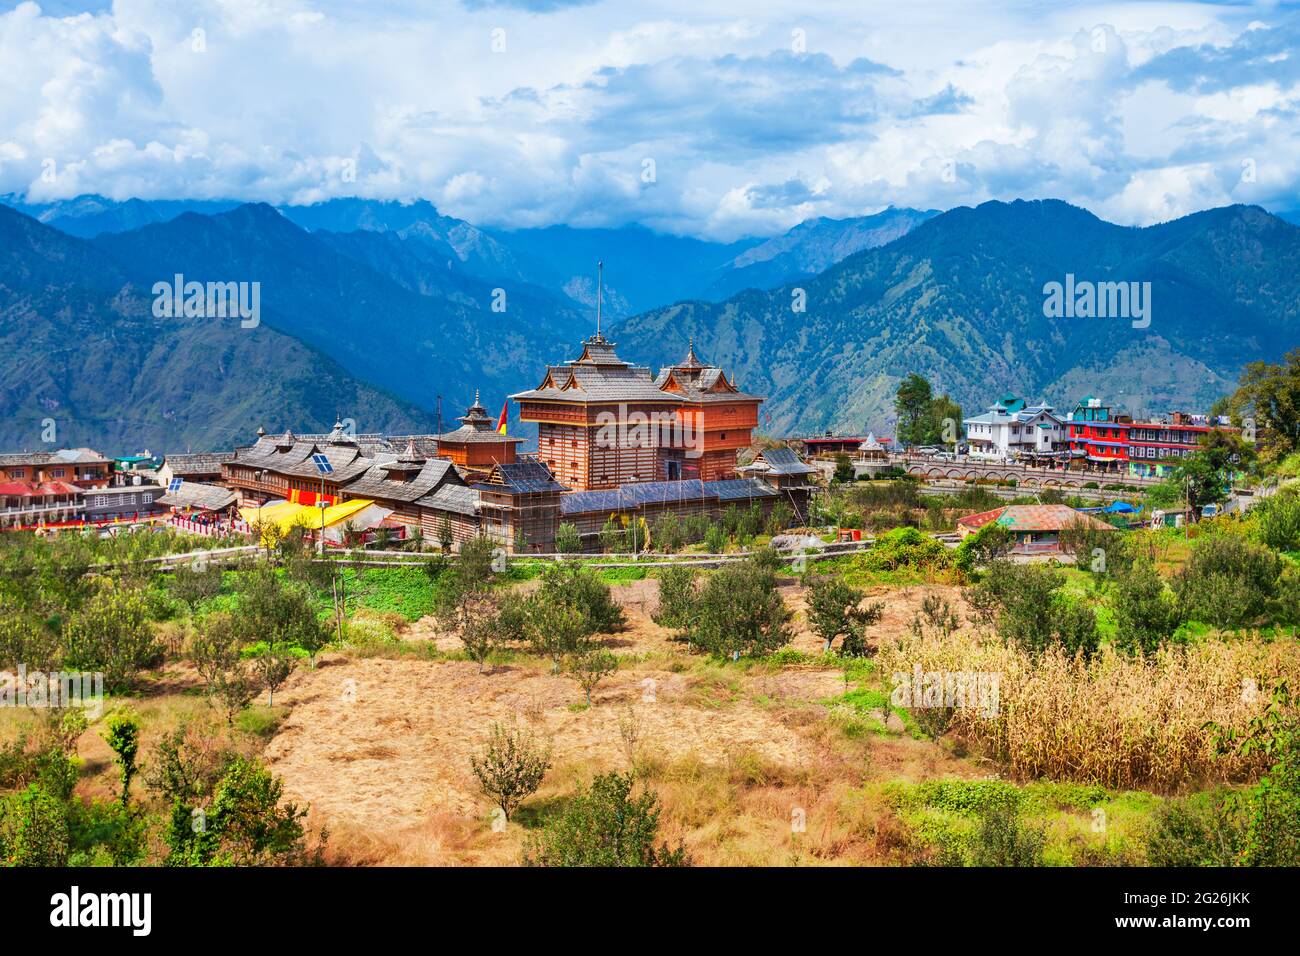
[497,402,508,436]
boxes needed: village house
[963,395,1066,461]
[956,504,1115,553]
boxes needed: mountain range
[1,194,1297,453]
[613,199,1300,435]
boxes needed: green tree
[524,772,687,867]
[569,648,619,705]
[170,562,224,613]
[804,573,881,655]
[1176,430,1256,512]
[688,557,793,658]
[894,372,934,447]
[653,566,698,635]
[62,584,162,692]
[1228,348,1300,462]
[0,784,70,866]
[437,515,455,552]
[967,561,1098,657]
[207,756,314,866]
[190,612,261,724]
[1174,535,1281,630]
[1111,563,1182,655]
[470,722,551,823]
[554,522,581,554]
[103,709,141,809]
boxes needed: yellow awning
[239,498,374,534]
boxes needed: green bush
[62,584,162,692]
[861,527,951,573]
[524,772,687,867]
[1174,535,1281,629]
[687,557,792,658]
[967,561,1098,657]
[1111,563,1183,655]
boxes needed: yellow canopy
[240,498,375,535]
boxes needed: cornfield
[875,630,1300,791]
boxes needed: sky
[1,0,1298,239]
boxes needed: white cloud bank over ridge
[0,0,1297,238]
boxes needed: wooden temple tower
[512,334,763,491]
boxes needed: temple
[511,335,763,490]
[435,392,523,480]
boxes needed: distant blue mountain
[1,194,936,315]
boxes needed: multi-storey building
[1065,396,1131,471]
[963,395,1066,460]
[0,449,111,488]
[1125,412,1237,478]
[512,335,763,490]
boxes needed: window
[50,468,65,478]
[10,469,24,479]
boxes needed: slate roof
[559,477,777,514]
[511,335,686,404]
[343,457,460,504]
[0,448,110,467]
[163,452,235,475]
[705,478,779,501]
[416,483,481,517]
[653,350,764,404]
[157,482,238,512]
[742,447,816,476]
[476,461,567,494]
[438,395,524,445]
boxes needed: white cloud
[2,0,1298,236]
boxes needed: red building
[1065,396,1130,472]
[1126,412,1237,478]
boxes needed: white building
[963,395,1066,461]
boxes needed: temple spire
[595,260,604,342]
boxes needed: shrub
[1255,489,1300,551]
[1145,793,1242,866]
[62,584,162,692]
[523,772,687,867]
[1111,563,1183,656]
[0,784,70,866]
[971,806,1046,866]
[206,756,314,865]
[535,563,624,635]
[554,523,581,554]
[953,522,1010,573]
[0,608,60,672]
[967,561,1098,657]
[569,649,619,705]
[804,573,881,655]
[653,566,697,633]
[190,612,261,724]
[688,558,792,658]
[1174,535,1281,630]
[471,722,551,823]
[861,527,951,573]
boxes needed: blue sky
[1,0,1298,238]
